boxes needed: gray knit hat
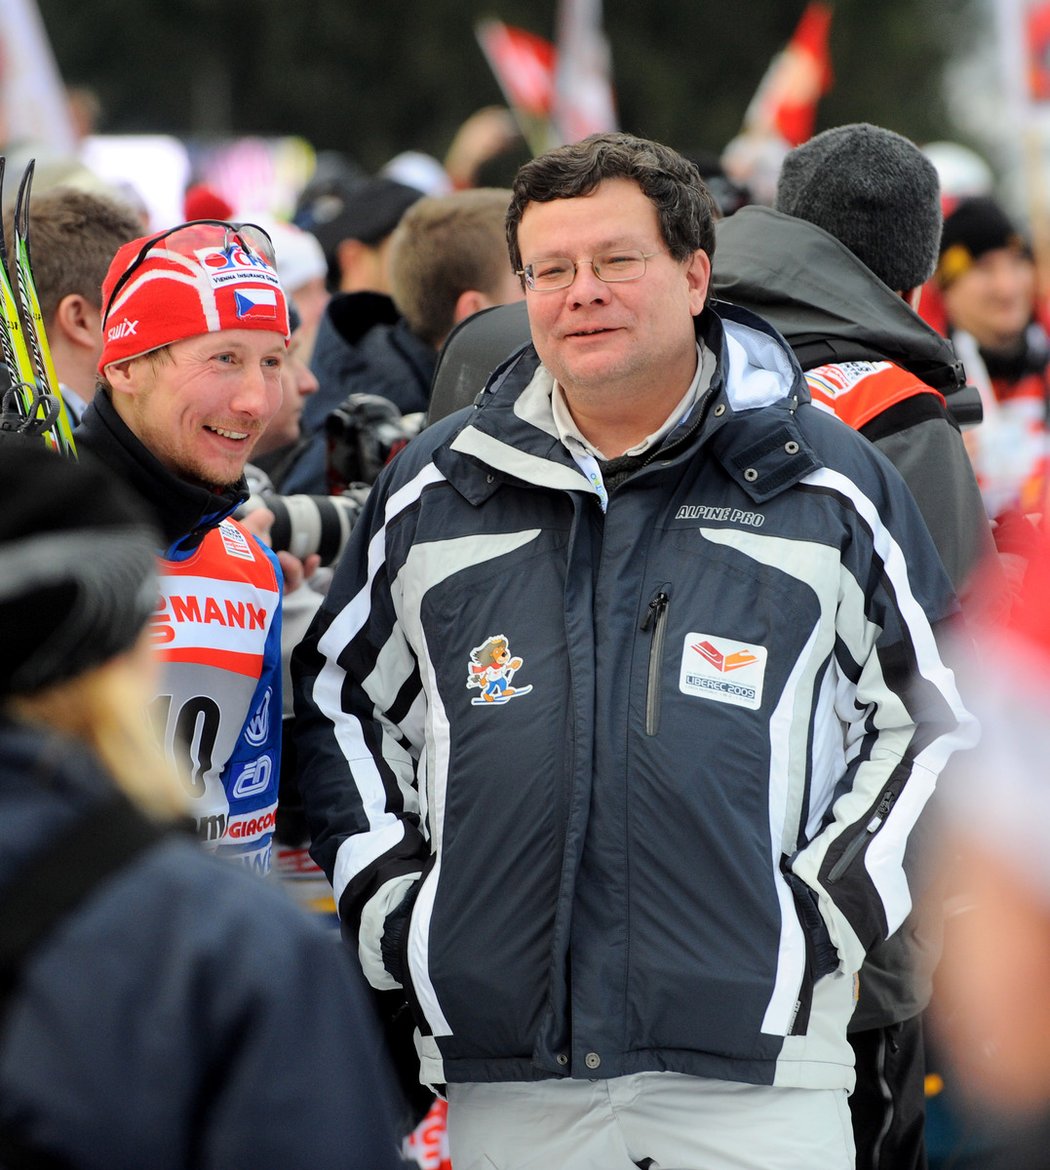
[774,123,942,292]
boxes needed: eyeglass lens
[524,250,650,291]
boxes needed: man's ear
[453,288,488,328]
[103,357,141,399]
[686,250,712,316]
[53,294,102,352]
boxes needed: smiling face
[106,329,285,490]
[516,178,709,413]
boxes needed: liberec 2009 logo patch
[466,634,533,706]
[678,632,767,711]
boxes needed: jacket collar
[437,303,821,506]
[76,393,247,558]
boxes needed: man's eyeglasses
[516,249,666,293]
[101,219,277,329]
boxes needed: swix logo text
[107,318,138,342]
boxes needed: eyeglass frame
[515,248,667,293]
[101,219,277,331]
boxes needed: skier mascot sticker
[466,635,532,705]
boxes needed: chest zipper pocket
[641,590,670,736]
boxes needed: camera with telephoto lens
[324,392,424,496]
[236,488,367,567]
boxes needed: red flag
[1026,1,1050,101]
[476,21,556,119]
[476,19,557,156]
[743,3,834,147]
[552,0,618,146]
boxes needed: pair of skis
[0,157,76,457]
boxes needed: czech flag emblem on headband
[235,288,278,320]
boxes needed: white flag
[551,0,617,147]
[0,0,76,154]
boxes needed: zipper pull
[867,789,896,832]
[641,590,669,632]
[826,788,901,882]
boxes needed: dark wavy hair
[506,131,718,275]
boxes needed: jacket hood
[719,303,803,412]
[76,393,246,558]
[713,205,964,394]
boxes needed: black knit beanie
[774,123,943,292]
[0,446,159,697]
[936,196,1030,288]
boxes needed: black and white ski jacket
[293,303,976,1091]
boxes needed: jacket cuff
[380,887,417,986]
[785,869,839,979]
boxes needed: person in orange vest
[713,121,995,1170]
[77,221,290,872]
